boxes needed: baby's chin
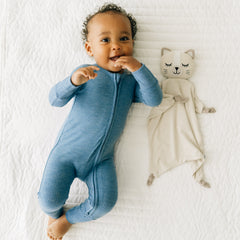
[96,61,124,73]
[106,65,123,73]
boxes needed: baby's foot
[47,217,59,239]
[47,214,72,240]
[48,216,57,227]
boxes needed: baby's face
[85,12,134,72]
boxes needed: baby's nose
[112,43,121,51]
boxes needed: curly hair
[82,3,138,42]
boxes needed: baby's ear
[161,47,172,56]
[185,49,195,59]
[85,41,94,56]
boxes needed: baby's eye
[101,38,110,43]
[182,63,189,67]
[120,36,129,41]
[165,63,172,67]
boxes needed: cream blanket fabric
[148,78,212,187]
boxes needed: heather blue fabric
[38,64,162,224]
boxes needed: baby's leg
[38,159,75,218]
[38,155,76,238]
[65,159,118,224]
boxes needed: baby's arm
[49,65,99,107]
[114,56,162,106]
[132,65,163,107]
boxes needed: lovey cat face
[160,48,195,79]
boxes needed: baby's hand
[114,56,142,72]
[71,66,100,86]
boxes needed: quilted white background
[1,0,240,239]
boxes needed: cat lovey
[161,48,194,80]
[147,48,216,188]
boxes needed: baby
[38,3,162,239]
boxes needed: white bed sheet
[1,0,240,239]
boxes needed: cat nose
[175,67,179,71]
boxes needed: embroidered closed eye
[182,63,189,67]
[165,63,172,67]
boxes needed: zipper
[87,73,120,216]
[96,73,120,165]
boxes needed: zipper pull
[115,73,121,85]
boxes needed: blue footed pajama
[38,64,162,224]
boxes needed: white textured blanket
[1,0,240,239]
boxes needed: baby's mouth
[109,55,121,61]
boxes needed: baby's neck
[108,69,124,74]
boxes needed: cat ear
[185,49,195,59]
[161,47,172,56]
